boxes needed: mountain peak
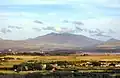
[46,32,58,35]
[48,32,72,35]
[29,32,102,48]
[106,38,120,42]
[45,32,76,36]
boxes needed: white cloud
[0,16,120,40]
[80,17,120,40]
[0,0,120,40]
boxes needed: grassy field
[0,55,119,67]
[0,70,48,75]
[5,55,120,61]
[3,55,120,62]
[0,55,120,74]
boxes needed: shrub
[46,64,54,70]
[16,58,23,60]
[91,61,101,66]
[34,63,42,70]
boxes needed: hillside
[0,33,102,51]
[106,38,120,43]
[27,32,102,47]
[97,38,120,49]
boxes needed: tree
[46,64,54,70]
[34,63,42,70]
[91,61,101,66]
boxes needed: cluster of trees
[0,52,72,56]
[13,62,56,72]
[12,60,120,73]
[12,60,103,72]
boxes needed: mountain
[0,38,3,40]
[27,32,102,47]
[106,38,120,43]
[0,33,102,51]
[97,38,120,49]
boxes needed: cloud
[0,28,12,34]
[72,21,84,25]
[96,29,105,33]
[108,29,116,33]
[8,25,22,29]
[88,28,109,37]
[92,32,111,37]
[63,20,84,25]
[42,26,76,33]
[74,26,104,34]
[42,26,56,31]
[34,20,44,24]
[15,26,22,29]
[75,27,84,32]
[44,26,108,35]
[88,30,98,33]
[32,28,41,32]
[8,26,14,28]
[63,20,69,23]
[0,0,120,41]
[58,27,76,33]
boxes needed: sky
[0,0,120,41]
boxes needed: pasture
[0,55,120,67]
[0,54,120,74]
[4,54,120,61]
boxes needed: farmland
[0,54,120,71]
[3,54,120,62]
[0,54,120,78]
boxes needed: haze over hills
[97,38,120,49]
[0,32,103,51]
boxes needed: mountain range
[0,32,120,52]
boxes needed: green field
[0,55,120,74]
[0,55,120,67]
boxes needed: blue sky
[0,0,120,41]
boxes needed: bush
[25,63,34,70]
[13,65,19,69]
[34,63,42,70]
[91,61,101,66]
[16,58,23,60]
[46,64,53,70]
